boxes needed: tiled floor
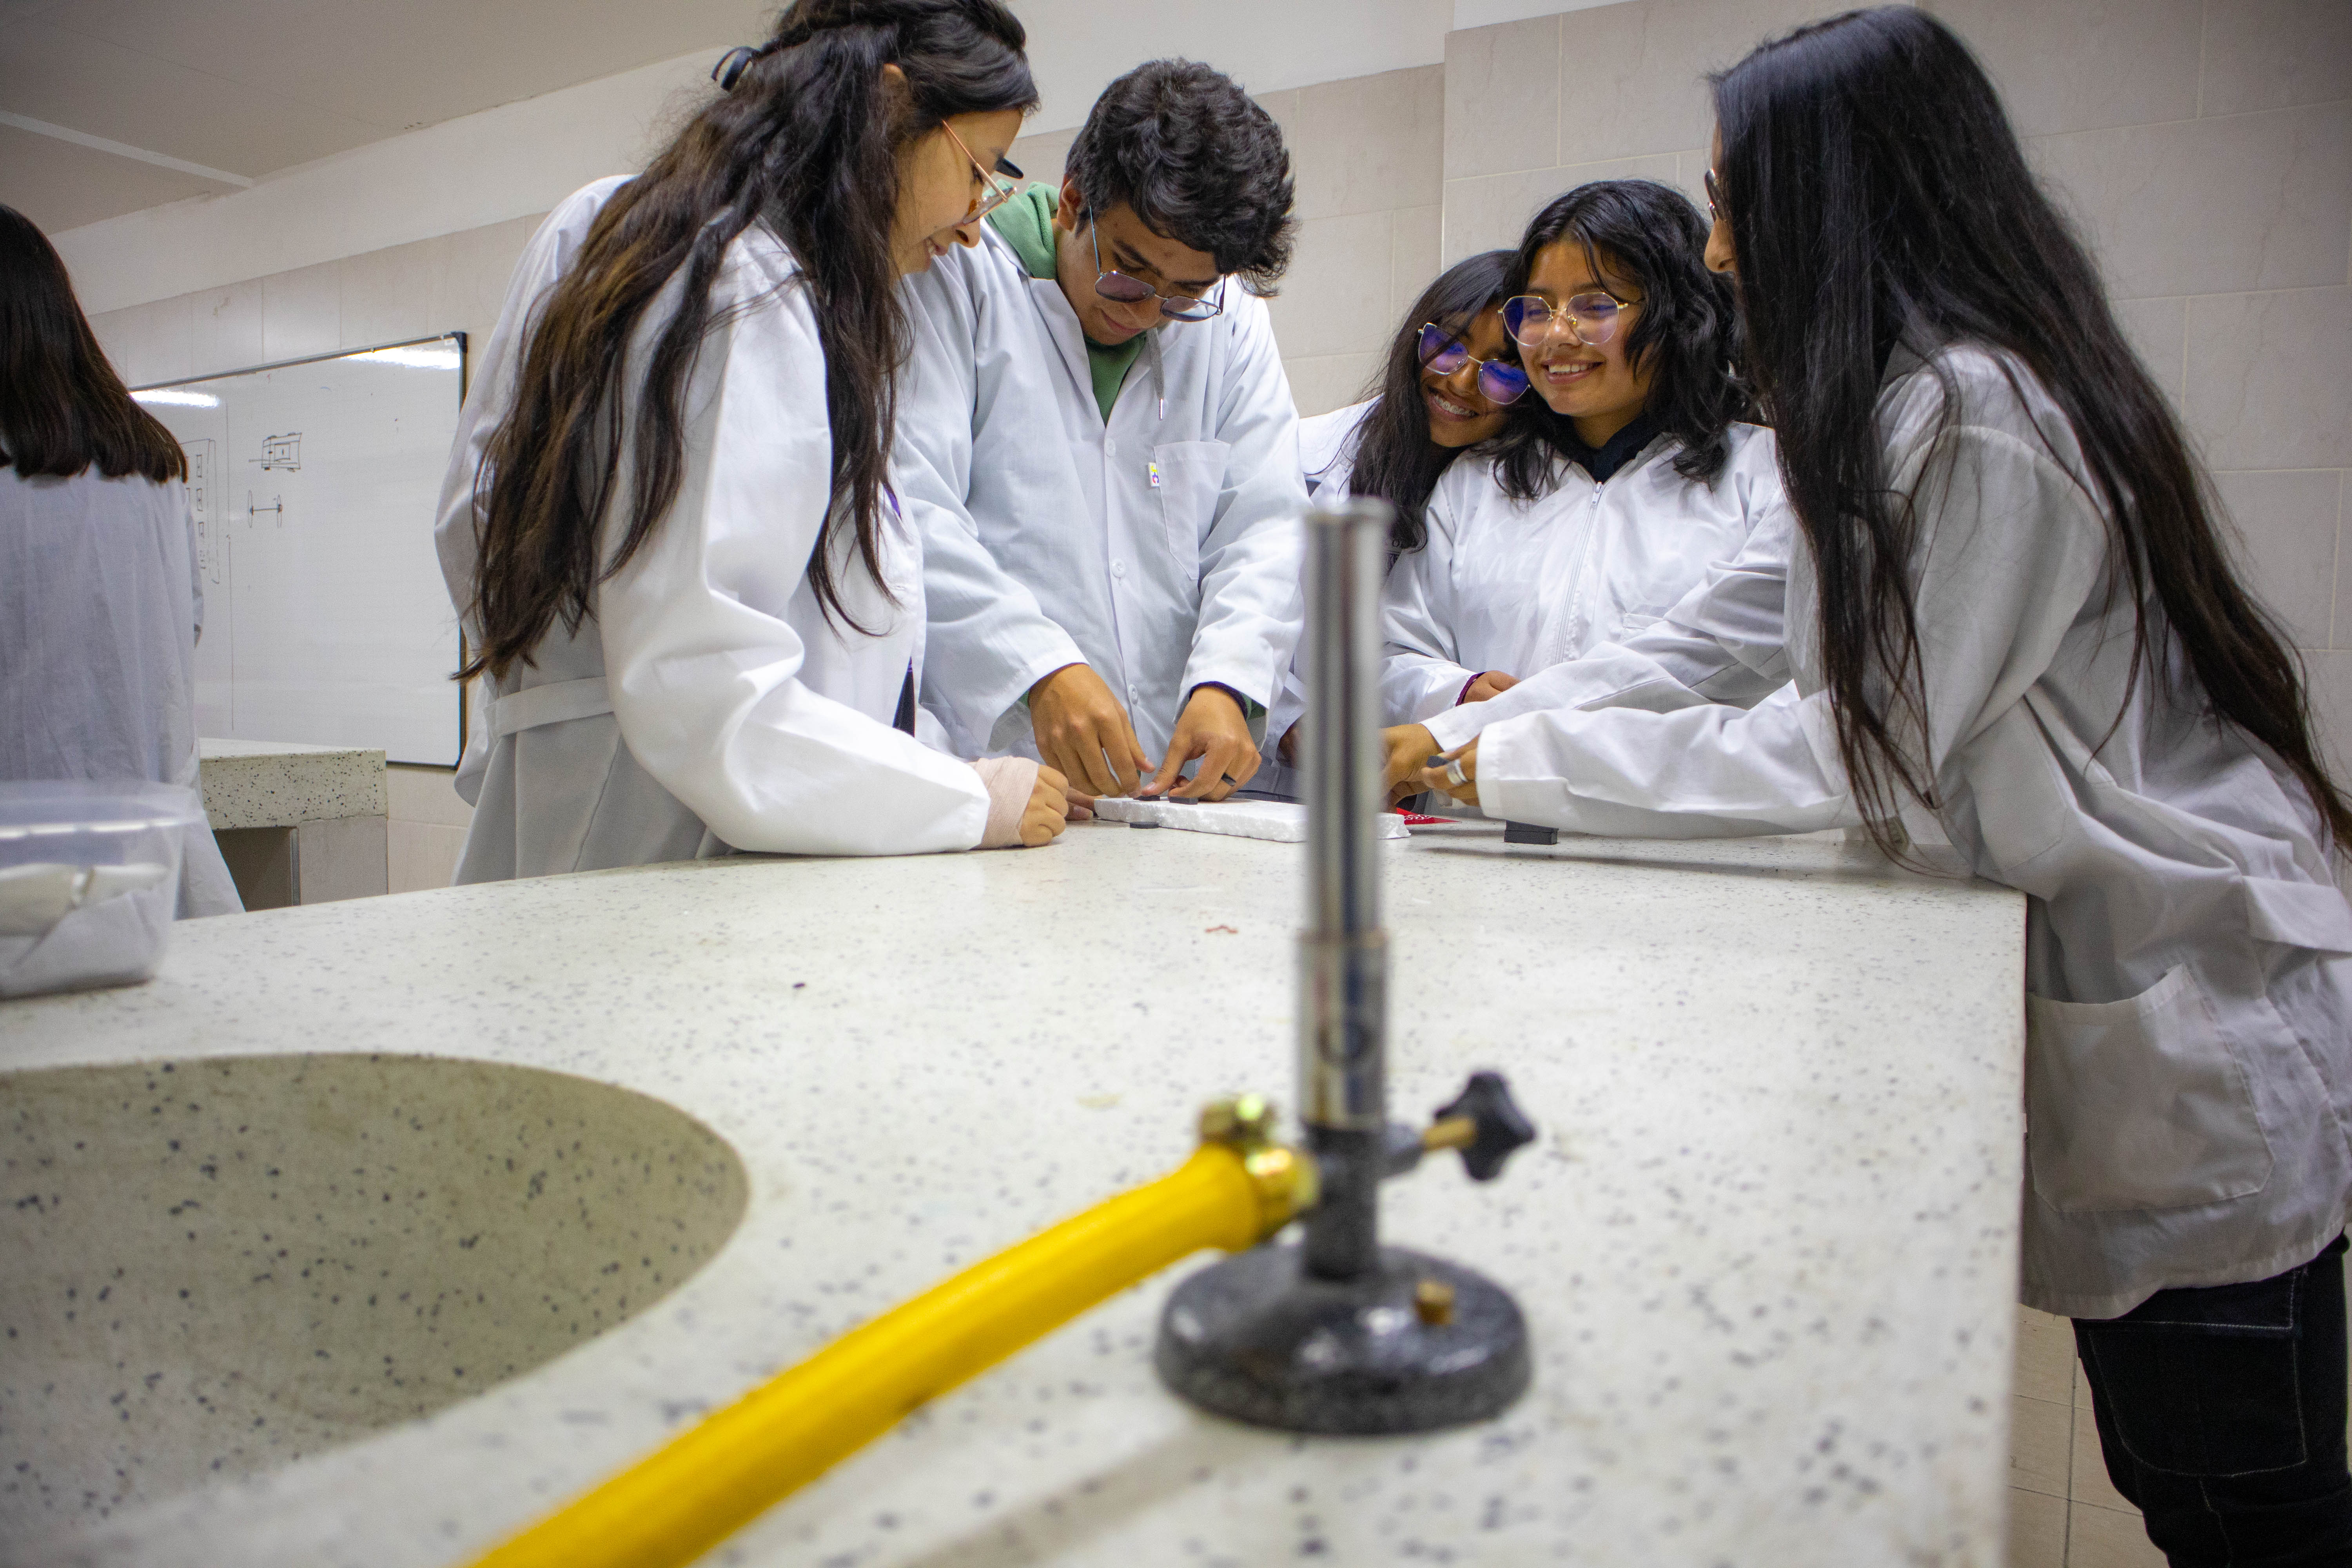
[2006,1270,2352,1567]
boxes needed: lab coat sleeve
[1181,302,1309,711]
[1421,495,1794,749]
[896,262,1085,750]
[596,280,991,857]
[1477,423,2108,838]
[1379,494,1479,724]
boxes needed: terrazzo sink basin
[0,1053,748,1539]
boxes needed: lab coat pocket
[2025,965,2275,1214]
[1151,440,1229,572]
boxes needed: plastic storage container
[0,781,201,1000]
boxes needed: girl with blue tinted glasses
[1377,178,1788,750]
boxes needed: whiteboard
[136,335,466,766]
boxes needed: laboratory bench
[197,737,390,907]
[1,817,2025,1566]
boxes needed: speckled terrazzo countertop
[0,822,2025,1567]
[197,738,388,829]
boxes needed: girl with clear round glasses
[1420,13,2352,1559]
[1375,178,1790,789]
[437,0,1071,880]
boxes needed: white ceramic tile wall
[1442,0,2352,801]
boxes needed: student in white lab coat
[0,204,241,918]
[1422,13,2352,1558]
[1378,181,1786,756]
[897,59,1306,804]
[438,0,1069,880]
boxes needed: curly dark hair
[1064,58,1295,293]
[1487,178,1745,505]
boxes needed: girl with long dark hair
[1379,180,1780,740]
[434,0,1066,880]
[0,203,241,917]
[1420,13,2352,1557]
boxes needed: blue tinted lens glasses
[1417,323,1528,407]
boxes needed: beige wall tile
[2005,1486,2068,1568]
[1392,203,1444,319]
[2211,469,2341,648]
[2013,1305,2077,1405]
[1267,209,1393,361]
[189,281,263,379]
[1010,127,1075,191]
[1927,0,2202,136]
[1445,14,1560,180]
[84,304,140,387]
[2113,296,2187,410]
[1553,0,1825,167]
[2009,1394,2073,1497]
[2070,1393,2140,1514]
[387,820,466,895]
[2068,1499,2169,1566]
[386,764,474,829]
[100,295,195,388]
[2033,102,2352,299]
[260,262,341,364]
[2185,287,2352,470]
[1443,154,1677,264]
[1286,352,1381,418]
[2201,0,2352,117]
[1291,65,1447,220]
[437,214,542,355]
[339,232,448,352]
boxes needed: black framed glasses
[940,121,1023,226]
[1417,323,1528,405]
[1503,290,1631,349]
[1090,222,1223,322]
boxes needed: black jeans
[2074,1235,2352,1566]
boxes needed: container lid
[0,780,205,840]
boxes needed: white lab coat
[896,226,1308,763]
[433,180,989,880]
[1301,399,1375,497]
[1383,422,1788,727]
[1,467,241,917]
[1476,343,2352,1318]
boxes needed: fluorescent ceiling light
[350,346,461,371]
[132,388,219,407]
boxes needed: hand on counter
[1028,663,1149,799]
[1022,764,1071,846]
[1145,684,1259,801]
[1382,723,1439,806]
[1418,739,1481,808]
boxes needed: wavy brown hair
[462,0,1035,681]
[1713,7,2352,857]
[0,203,185,484]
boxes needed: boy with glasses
[897,59,1305,802]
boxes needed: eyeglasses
[940,121,1024,226]
[1090,221,1224,323]
[1704,167,1724,225]
[1502,290,1632,349]
[1417,323,1528,406]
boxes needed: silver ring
[1443,758,1469,788]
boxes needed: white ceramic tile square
[1390,203,1444,320]
[1926,0,2202,136]
[294,814,388,904]
[2009,1395,2073,1498]
[2013,1306,2077,1405]
[122,294,194,388]
[2185,287,2352,471]
[386,765,474,829]
[2210,469,2342,648]
[189,280,263,379]
[2033,102,2352,299]
[387,820,466,895]
[260,262,341,364]
[339,232,447,352]
[2005,1485,2068,1568]
[436,215,542,353]
[2112,296,2187,409]
[1442,155,1678,264]
[1290,66,1446,220]
[1553,0,1826,167]
[1284,352,1381,419]
[2200,0,2352,117]
[1009,128,1075,191]
[1266,209,1392,360]
[1443,14,1560,180]
[2068,1500,2169,1567]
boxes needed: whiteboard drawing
[134,334,466,766]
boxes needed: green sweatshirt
[986,184,1143,423]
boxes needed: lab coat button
[1105,438,1118,456]
[1112,559,1127,579]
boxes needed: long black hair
[1348,249,1514,555]
[1713,6,2351,855]
[0,204,185,484]
[1488,179,1743,504]
[462,0,1036,681]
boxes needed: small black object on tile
[1503,821,1558,846]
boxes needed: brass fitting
[1197,1094,1320,1237]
